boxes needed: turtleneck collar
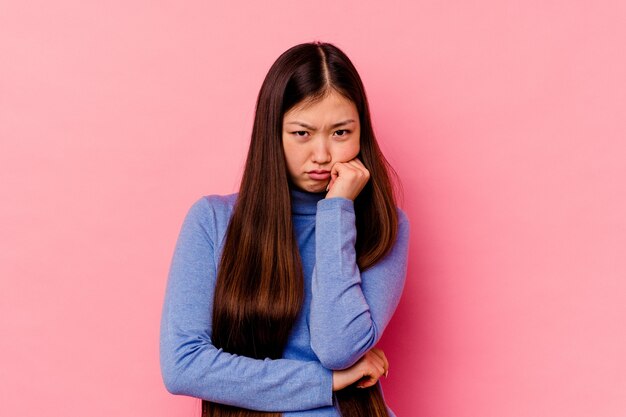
[289,184,326,215]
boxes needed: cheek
[333,140,360,162]
[282,142,304,169]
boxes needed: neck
[289,183,325,215]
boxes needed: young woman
[160,41,410,417]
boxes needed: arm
[309,197,410,370]
[159,197,333,411]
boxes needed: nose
[311,138,331,165]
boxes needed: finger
[348,157,368,171]
[376,349,389,378]
[334,160,362,177]
[370,348,387,365]
[369,347,383,359]
[330,160,345,175]
[326,163,340,191]
[371,348,389,370]
[357,354,384,382]
[345,159,370,179]
[357,365,383,388]
[367,354,385,377]
[327,163,339,184]
[325,178,335,192]
[329,163,359,188]
[367,349,384,367]
[357,380,376,389]
[360,378,382,389]
[359,355,380,375]
[356,373,377,389]
[345,159,365,172]
[369,349,388,374]
[382,353,389,377]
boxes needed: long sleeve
[309,197,410,370]
[159,197,334,411]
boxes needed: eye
[291,131,309,137]
[334,129,351,137]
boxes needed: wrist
[317,196,354,212]
[331,370,343,392]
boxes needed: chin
[303,183,326,193]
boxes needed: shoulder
[396,206,410,229]
[186,192,238,218]
[181,192,239,245]
[394,206,411,243]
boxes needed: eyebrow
[286,119,355,130]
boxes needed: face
[282,89,361,193]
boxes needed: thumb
[326,177,335,192]
[326,164,340,191]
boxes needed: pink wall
[1,1,625,416]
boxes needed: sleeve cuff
[318,365,334,406]
[317,197,354,212]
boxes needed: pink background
[1,1,625,416]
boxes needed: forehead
[284,90,358,119]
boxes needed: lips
[308,170,330,181]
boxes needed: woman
[160,41,410,417]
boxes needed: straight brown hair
[203,41,400,417]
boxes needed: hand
[325,157,370,201]
[332,347,390,391]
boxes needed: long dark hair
[203,41,400,417]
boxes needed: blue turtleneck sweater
[159,186,410,416]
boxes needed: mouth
[308,170,331,181]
